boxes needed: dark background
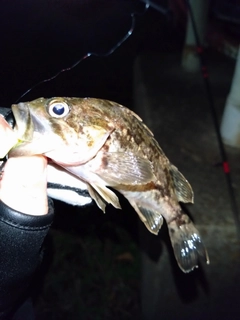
[0,2,175,318]
[1,1,240,319]
[0,0,153,107]
[0,0,239,109]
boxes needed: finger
[0,116,18,158]
[0,156,48,216]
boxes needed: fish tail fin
[168,213,209,273]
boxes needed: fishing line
[186,0,240,238]
[16,3,149,103]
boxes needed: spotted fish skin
[10,97,209,272]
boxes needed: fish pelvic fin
[128,200,163,235]
[170,164,194,203]
[87,184,107,212]
[168,213,209,273]
[89,183,121,212]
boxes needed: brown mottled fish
[9,97,209,272]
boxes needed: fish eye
[48,100,70,118]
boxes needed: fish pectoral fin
[170,164,194,203]
[97,152,154,186]
[87,184,107,213]
[128,200,163,235]
[90,183,121,210]
[168,213,210,273]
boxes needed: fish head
[10,97,76,159]
[10,97,114,165]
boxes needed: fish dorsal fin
[89,183,121,212]
[96,152,154,186]
[170,164,194,203]
[128,200,163,235]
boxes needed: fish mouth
[11,103,33,142]
[11,102,49,142]
[10,101,70,158]
[5,109,16,129]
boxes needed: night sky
[0,0,150,107]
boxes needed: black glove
[0,199,54,320]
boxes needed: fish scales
[84,99,170,180]
[9,97,209,272]
[84,100,175,199]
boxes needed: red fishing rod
[186,0,240,238]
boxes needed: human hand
[0,115,18,158]
[0,116,48,216]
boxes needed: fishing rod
[186,0,240,238]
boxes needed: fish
[9,97,209,272]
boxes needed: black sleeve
[0,199,54,320]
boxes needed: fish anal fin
[129,200,163,235]
[96,152,154,186]
[168,213,210,273]
[170,164,194,203]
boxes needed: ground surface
[134,50,240,320]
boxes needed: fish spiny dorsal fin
[128,200,163,235]
[170,164,194,204]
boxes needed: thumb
[0,156,48,215]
